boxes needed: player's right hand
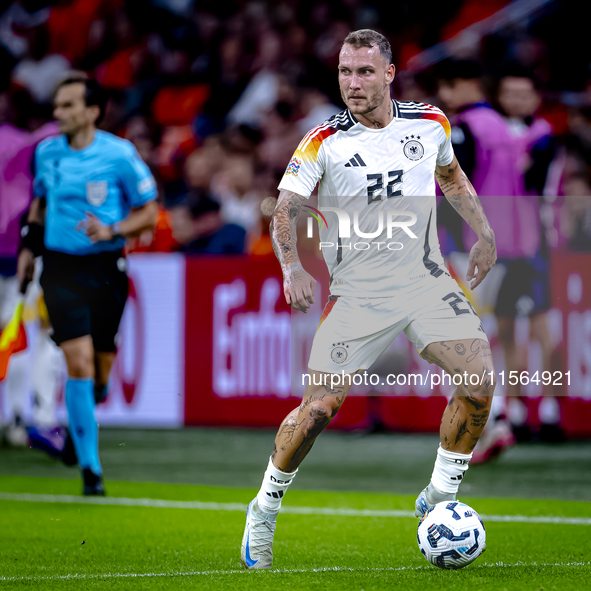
[284,263,317,313]
[17,248,35,293]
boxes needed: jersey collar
[347,100,400,128]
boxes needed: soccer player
[435,60,521,460]
[494,68,560,442]
[17,77,158,495]
[241,30,497,569]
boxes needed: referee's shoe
[83,469,106,496]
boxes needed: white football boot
[415,483,456,518]
[241,498,277,570]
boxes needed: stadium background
[2,0,591,435]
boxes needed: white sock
[256,457,297,513]
[430,445,473,495]
[508,397,528,426]
[490,394,506,421]
[538,397,560,425]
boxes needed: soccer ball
[417,501,486,569]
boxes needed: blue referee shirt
[34,130,157,255]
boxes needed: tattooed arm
[270,189,317,313]
[435,155,496,289]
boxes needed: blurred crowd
[1,0,591,255]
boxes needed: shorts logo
[331,342,349,364]
[403,139,424,161]
[285,157,302,177]
[86,181,108,206]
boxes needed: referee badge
[86,181,108,206]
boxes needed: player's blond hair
[342,29,392,65]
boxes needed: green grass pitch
[1,429,590,590]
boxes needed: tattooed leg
[272,408,300,464]
[272,370,352,473]
[421,338,495,454]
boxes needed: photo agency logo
[303,204,419,251]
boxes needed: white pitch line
[0,562,589,584]
[1,492,590,525]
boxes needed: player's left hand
[284,263,317,313]
[85,212,113,242]
[466,233,496,290]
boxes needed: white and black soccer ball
[417,501,486,569]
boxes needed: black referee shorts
[40,249,129,352]
[494,255,550,318]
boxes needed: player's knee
[304,403,332,437]
[66,351,94,379]
[483,368,496,395]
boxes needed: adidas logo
[344,153,366,167]
[266,490,284,499]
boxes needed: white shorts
[308,276,488,374]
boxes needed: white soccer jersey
[278,100,455,297]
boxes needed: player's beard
[344,80,389,117]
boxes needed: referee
[17,76,158,495]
